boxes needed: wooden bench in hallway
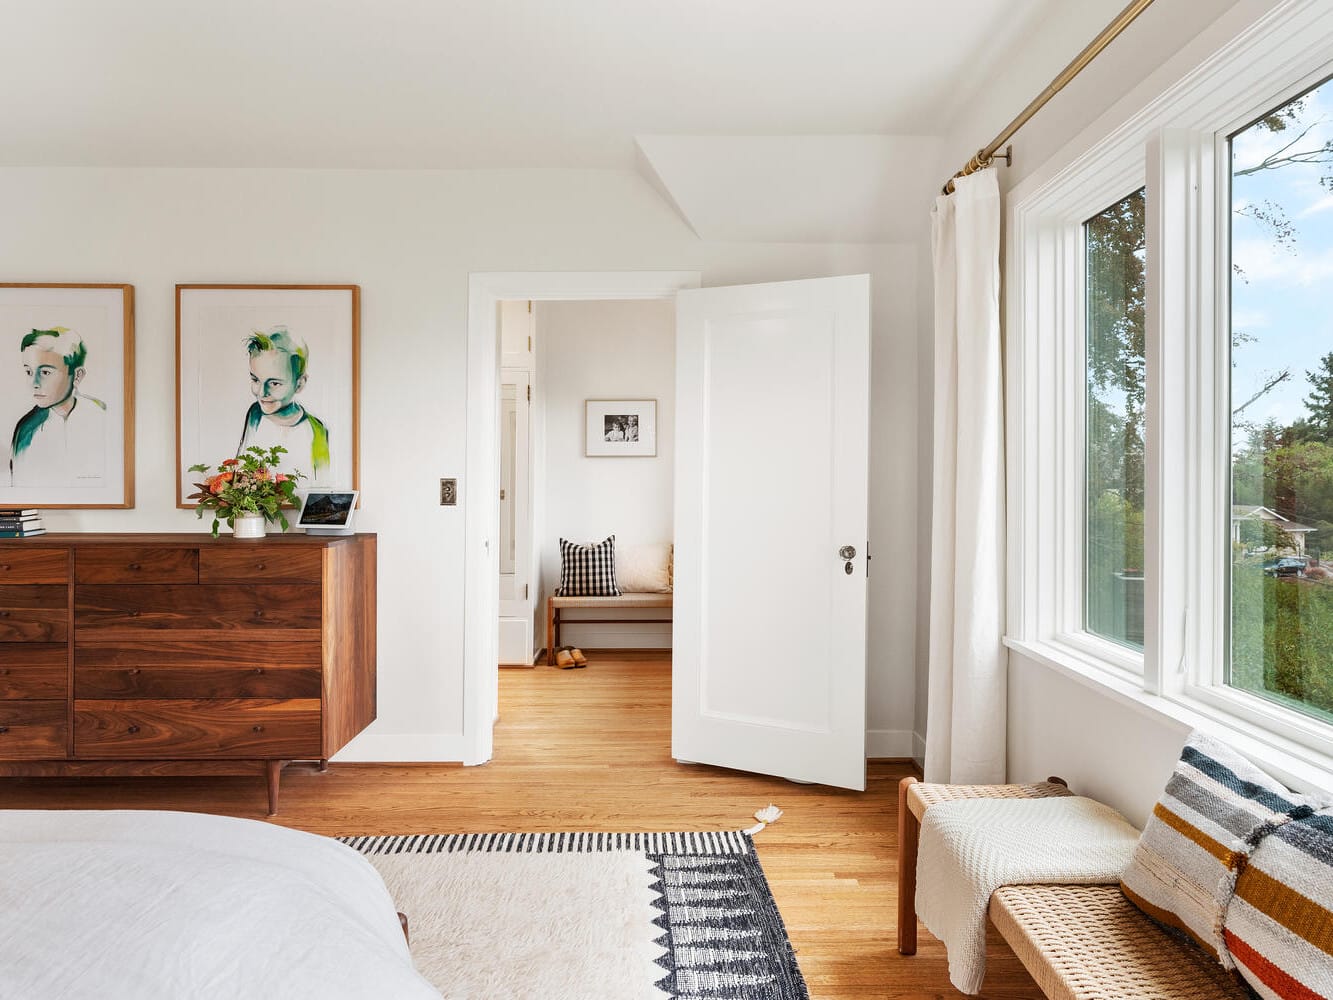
[545,592,673,663]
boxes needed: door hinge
[527,335,532,353]
[866,540,871,577]
[526,384,531,401]
[527,300,532,313]
[499,488,506,500]
[524,584,529,600]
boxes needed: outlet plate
[439,478,457,506]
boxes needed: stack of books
[0,509,45,538]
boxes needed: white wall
[0,166,920,761]
[536,298,675,650]
[917,0,1287,822]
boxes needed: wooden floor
[2,652,1044,1000]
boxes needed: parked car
[1263,557,1307,577]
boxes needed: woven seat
[550,592,673,609]
[990,884,1249,1000]
[898,776,1247,999]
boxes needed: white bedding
[0,810,441,999]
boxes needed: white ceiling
[2,0,1055,169]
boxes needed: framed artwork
[176,285,359,507]
[585,399,657,457]
[0,283,134,508]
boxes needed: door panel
[673,275,869,790]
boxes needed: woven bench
[897,776,1249,1000]
[544,592,673,664]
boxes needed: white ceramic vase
[232,513,267,539]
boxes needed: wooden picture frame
[0,283,135,509]
[176,284,360,507]
[585,399,657,457]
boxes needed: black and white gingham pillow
[558,536,621,597]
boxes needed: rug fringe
[744,803,784,836]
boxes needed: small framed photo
[0,283,135,508]
[585,399,656,457]
[176,284,359,507]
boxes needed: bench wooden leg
[546,598,556,666]
[898,775,919,955]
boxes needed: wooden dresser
[0,533,375,814]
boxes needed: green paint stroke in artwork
[11,407,48,458]
[21,327,86,368]
[308,412,330,472]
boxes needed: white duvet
[0,810,441,999]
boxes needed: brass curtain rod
[944,0,1157,194]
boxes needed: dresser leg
[319,758,329,773]
[265,760,285,816]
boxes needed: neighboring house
[1231,505,1316,556]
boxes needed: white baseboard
[866,729,916,759]
[332,730,469,764]
[912,731,926,770]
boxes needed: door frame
[463,271,701,765]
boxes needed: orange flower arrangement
[188,446,304,537]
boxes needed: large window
[1229,77,1333,725]
[1008,2,1333,769]
[1085,190,1146,650]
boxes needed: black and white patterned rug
[340,831,808,1000]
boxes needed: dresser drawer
[76,640,322,700]
[74,699,322,759]
[75,585,322,635]
[0,586,68,642]
[75,547,199,585]
[0,701,67,759]
[0,644,67,699]
[0,550,68,585]
[199,547,323,584]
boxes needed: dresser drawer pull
[0,612,9,619]
[253,667,265,675]
[0,726,8,735]
[252,725,264,733]
[127,668,141,676]
[127,725,141,735]
[254,610,265,619]
[0,668,7,676]
[127,563,141,571]
[0,565,9,572]
[128,611,140,618]
[256,563,267,571]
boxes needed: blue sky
[1231,77,1333,438]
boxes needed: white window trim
[1008,0,1333,786]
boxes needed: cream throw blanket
[916,796,1140,995]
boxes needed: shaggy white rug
[341,832,807,1000]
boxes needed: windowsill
[1004,635,1333,798]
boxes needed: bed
[0,810,440,999]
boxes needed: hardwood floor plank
[0,652,1044,999]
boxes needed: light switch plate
[440,478,457,506]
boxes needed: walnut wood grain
[322,534,377,757]
[0,700,67,758]
[0,759,268,777]
[75,585,322,634]
[75,546,200,585]
[76,665,322,700]
[199,547,324,584]
[0,643,68,699]
[0,609,68,642]
[0,585,69,609]
[0,549,69,585]
[73,699,322,758]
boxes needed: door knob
[839,545,856,560]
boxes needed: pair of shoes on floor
[553,646,588,669]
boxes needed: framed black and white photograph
[0,283,135,508]
[585,399,656,457]
[176,284,359,507]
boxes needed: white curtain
[924,168,1007,785]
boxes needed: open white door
[673,275,870,790]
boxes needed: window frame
[1007,0,1333,773]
